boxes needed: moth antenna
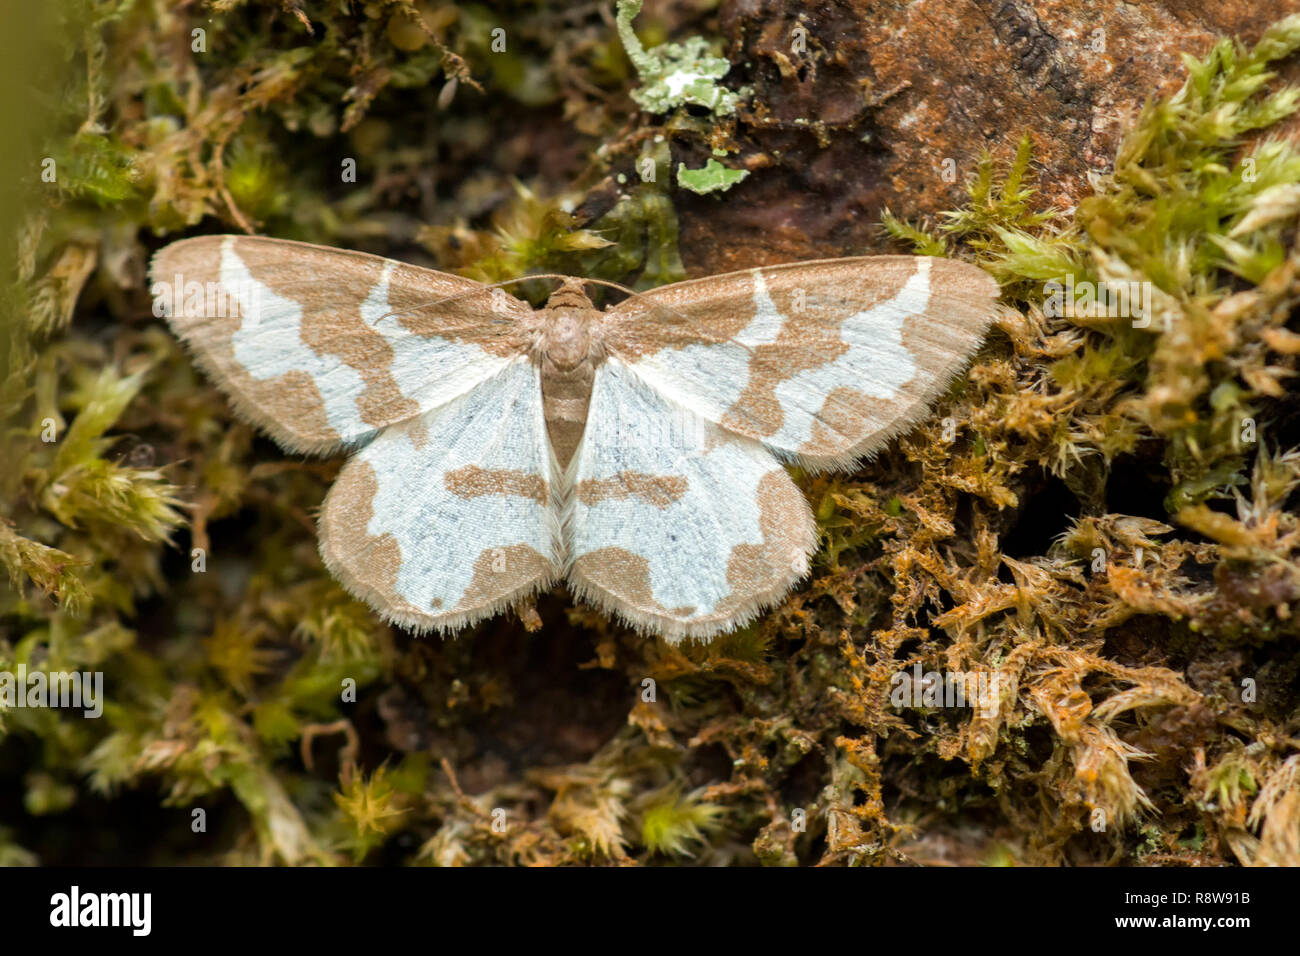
[578,277,746,347]
[365,274,646,340]
[371,276,542,327]
[374,274,678,327]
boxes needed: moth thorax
[540,305,600,372]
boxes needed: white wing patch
[734,270,787,345]
[222,240,374,442]
[566,359,816,641]
[320,359,560,632]
[359,259,512,416]
[765,260,924,450]
[625,259,928,458]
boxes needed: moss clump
[639,787,724,856]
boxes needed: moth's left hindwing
[602,256,998,470]
[150,236,531,455]
[320,358,561,632]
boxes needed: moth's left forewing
[603,256,999,471]
[150,235,531,455]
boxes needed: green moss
[335,764,410,860]
[639,787,724,856]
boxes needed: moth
[150,236,998,641]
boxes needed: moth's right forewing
[149,235,532,455]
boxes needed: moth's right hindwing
[149,235,531,455]
[319,358,561,632]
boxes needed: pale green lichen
[675,157,749,195]
[616,0,748,116]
